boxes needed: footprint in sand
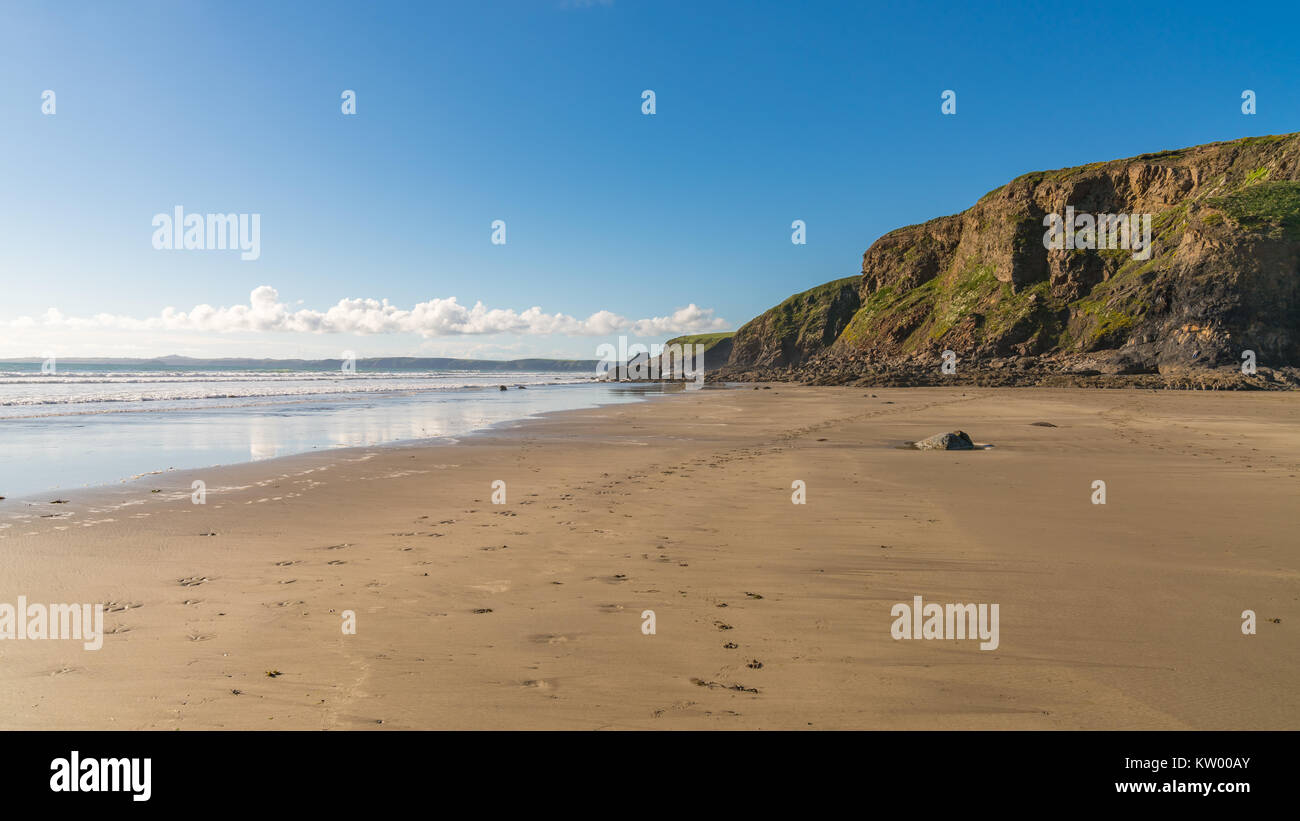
[187,634,212,642]
[178,577,210,587]
[529,633,577,645]
[521,679,555,690]
[325,543,351,550]
[274,560,297,567]
[651,700,704,719]
[327,560,346,566]
[104,601,142,612]
[690,677,758,694]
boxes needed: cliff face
[721,133,1300,380]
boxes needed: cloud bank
[6,286,730,338]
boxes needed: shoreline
[0,383,687,516]
[1,385,1295,729]
[0,381,677,505]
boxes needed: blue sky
[1,0,1296,359]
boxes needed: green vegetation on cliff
[725,277,861,368]
[1208,180,1300,240]
[766,277,860,338]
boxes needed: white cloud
[4,285,730,338]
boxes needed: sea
[0,363,654,500]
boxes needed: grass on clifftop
[663,332,734,353]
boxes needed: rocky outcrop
[713,133,1300,387]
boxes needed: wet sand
[1,386,1296,729]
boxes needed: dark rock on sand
[913,431,976,450]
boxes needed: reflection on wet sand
[1,384,659,499]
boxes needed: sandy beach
[1,385,1295,730]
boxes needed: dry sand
[1,386,1296,729]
